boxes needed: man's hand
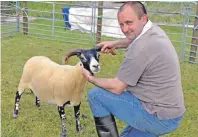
[82,68,94,83]
[97,41,116,55]
[81,66,127,94]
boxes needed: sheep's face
[63,47,101,75]
[78,48,100,74]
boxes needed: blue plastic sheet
[62,7,71,29]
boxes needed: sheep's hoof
[13,110,18,118]
[60,132,67,137]
[77,126,84,134]
[77,128,84,134]
[36,103,40,107]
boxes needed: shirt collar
[130,20,152,45]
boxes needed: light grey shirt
[117,24,186,120]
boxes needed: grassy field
[1,1,198,137]
[1,33,198,137]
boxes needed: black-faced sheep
[13,47,101,137]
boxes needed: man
[82,1,185,137]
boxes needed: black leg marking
[13,91,22,118]
[74,103,82,133]
[58,105,67,137]
[35,96,40,107]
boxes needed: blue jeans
[88,87,184,137]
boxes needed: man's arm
[82,65,127,94]
[98,38,133,55]
[113,38,133,49]
[88,75,127,95]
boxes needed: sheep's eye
[80,54,87,62]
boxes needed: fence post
[22,1,28,35]
[189,3,198,63]
[16,1,20,32]
[52,2,55,39]
[93,2,97,44]
[180,6,191,62]
[90,1,95,44]
[96,2,103,44]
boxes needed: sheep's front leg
[58,105,67,137]
[74,103,82,133]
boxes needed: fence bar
[93,2,97,44]
[22,1,28,35]
[90,1,95,44]
[16,1,20,32]
[52,2,55,39]
[189,3,198,63]
[28,35,90,45]
[96,1,103,44]
[1,30,17,34]
[180,6,191,62]
[1,26,16,30]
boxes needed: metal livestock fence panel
[1,1,20,38]
[0,1,197,64]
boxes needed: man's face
[117,6,147,40]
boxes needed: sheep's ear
[76,52,81,57]
[93,46,101,52]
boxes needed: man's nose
[122,24,129,33]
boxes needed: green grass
[1,33,198,137]
[1,34,124,137]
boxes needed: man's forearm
[88,76,122,94]
[113,38,132,49]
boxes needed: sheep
[12,46,101,137]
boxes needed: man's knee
[88,87,110,106]
[88,87,100,98]
[88,87,106,99]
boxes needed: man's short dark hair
[119,1,147,19]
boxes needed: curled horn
[62,49,82,64]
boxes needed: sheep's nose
[93,64,99,68]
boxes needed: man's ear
[141,14,148,25]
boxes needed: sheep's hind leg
[13,91,22,118]
[74,103,83,133]
[30,89,40,107]
[58,105,67,137]
[35,96,40,107]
